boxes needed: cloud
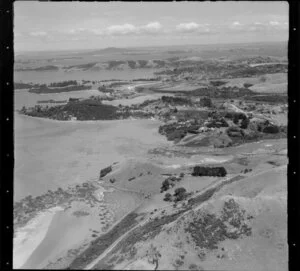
[175,22,211,35]
[232,21,242,26]
[29,31,48,37]
[141,22,162,33]
[68,28,87,34]
[106,23,137,35]
[226,20,288,33]
[269,21,280,26]
[176,22,200,32]
[229,21,244,30]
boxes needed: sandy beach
[13,207,63,269]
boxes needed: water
[14,69,156,84]
[14,89,105,110]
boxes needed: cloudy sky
[14,1,288,52]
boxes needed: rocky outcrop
[192,166,227,177]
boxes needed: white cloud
[68,28,87,34]
[269,21,280,26]
[176,22,200,32]
[106,23,137,35]
[30,31,47,37]
[141,21,162,33]
[232,21,241,26]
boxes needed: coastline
[13,206,63,269]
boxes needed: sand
[13,207,63,269]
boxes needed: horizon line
[14,40,287,55]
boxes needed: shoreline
[15,111,161,124]
[13,206,63,269]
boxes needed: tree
[240,117,249,129]
[243,83,253,88]
[200,97,213,107]
[164,193,172,201]
[20,106,27,113]
[233,114,239,125]
[161,179,171,192]
[174,187,187,201]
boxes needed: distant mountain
[87,47,137,55]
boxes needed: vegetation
[49,80,78,87]
[68,212,139,269]
[161,96,192,106]
[14,82,35,89]
[244,94,287,103]
[199,96,213,107]
[210,80,227,87]
[20,99,118,121]
[192,166,227,177]
[100,166,112,178]
[185,199,251,250]
[174,187,188,202]
[164,193,172,202]
[29,84,91,94]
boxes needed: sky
[14,1,289,52]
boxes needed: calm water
[14,69,156,84]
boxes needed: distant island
[14,80,92,93]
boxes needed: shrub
[164,193,172,202]
[227,127,244,138]
[243,83,253,88]
[240,118,250,129]
[199,97,213,107]
[262,125,280,134]
[233,115,239,124]
[174,187,187,201]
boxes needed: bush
[199,97,213,107]
[227,127,245,138]
[109,178,116,183]
[243,83,253,88]
[164,193,172,202]
[160,179,171,192]
[262,125,280,134]
[240,118,250,129]
[174,187,187,201]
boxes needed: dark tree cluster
[161,96,192,106]
[100,166,112,178]
[163,187,188,202]
[49,80,78,87]
[160,176,182,193]
[192,166,227,177]
[199,97,213,107]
